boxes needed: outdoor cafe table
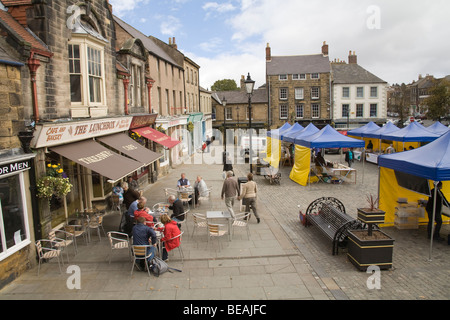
[206,211,233,241]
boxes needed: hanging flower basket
[187,121,194,133]
[37,163,73,200]
[157,125,166,135]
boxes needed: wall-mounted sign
[129,114,158,129]
[0,160,31,178]
[31,117,133,148]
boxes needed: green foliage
[425,80,450,120]
[211,79,238,92]
[37,163,73,199]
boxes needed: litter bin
[238,177,248,193]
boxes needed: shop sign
[0,160,31,178]
[129,114,158,129]
[32,117,133,148]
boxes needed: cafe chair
[64,222,88,253]
[107,232,132,264]
[48,229,75,263]
[197,187,213,209]
[87,214,106,242]
[176,209,190,234]
[191,213,208,238]
[207,223,227,251]
[35,239,63,276]
[131,245,154,277]
[232,212,251,240]
[161,231,184,262]
[164,188,178,198]
[111,194,121,212]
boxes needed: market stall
[290,125,364,186]
[348,121,381,151]
[265,122,292,168]
[381,121,440,152]
[378,131,450,260]
[425,121,449,136]
[363,122,401,164]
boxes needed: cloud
[159,15,183,35]
[109,0,150,17]
[202,2,236,18]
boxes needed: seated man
[177,173,190,189]
[168,195,185,224]
[194,175,209,206]
[132,216,157,270]
[314,153,326,175]
[134,201,156,227]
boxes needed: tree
[388,83,409,127]
[425,80,450,120]
[211,79,238,92]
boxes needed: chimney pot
[348,50,357,64]
[266,43,271,62]
[322,41,329,56]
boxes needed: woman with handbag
[238,173,260,223]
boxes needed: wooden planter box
[357,208,386,224]
[347,230,394,271]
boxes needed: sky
[109,0,450,91]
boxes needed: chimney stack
[322,41,329,56]
[169,37,177,49]
[240,75,246,91]
[348,51,357,64]
[266,43,271,62]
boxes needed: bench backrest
[318,204,353,230]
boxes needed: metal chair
[207,223,227,251]
[197,187,213,209]
[131,245,154,277]
[64,221,88,253]
[161,231,184,262]
[111,194,121,212]
[232,212,251,240]
[35,240,63,276]
[176,209,190,234]
[48,229,75,263]
[107,231,132,264]
[87,214,106,242]
[164,188,178,198]
[191,213,208,238]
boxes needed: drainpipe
[27,51,41,122]
[146,78,155,114]
[123,77,130,115]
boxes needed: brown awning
[50,139,143,182]
[96,133,163,166]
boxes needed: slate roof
[331,63,386,84]
[0,44,23,66]
[114,15,181,68]
[213,88,268,105]
[266,54,330,75]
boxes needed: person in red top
[134,202,155,227]
[160,214,181,261]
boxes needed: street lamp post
[244,73,255,173]
[222,97,227,153]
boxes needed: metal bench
[305,197,362,255]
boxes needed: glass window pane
[0,175,27,250]
[70,75,82,102]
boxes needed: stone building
[0,1,164,287]
[331,51,388,130]
[266,42,332,129]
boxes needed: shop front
[31,116,163,234]
[0,152,37,289]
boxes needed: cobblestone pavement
[236,153,450,300]
[1,143,449,300]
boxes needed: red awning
[132,127,181,149]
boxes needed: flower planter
[357,208,386,224]
[347,229,394,271]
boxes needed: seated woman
[134,202,156,228]
[159,214,181,261]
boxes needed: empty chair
[48,229,75,263]
[232,212,251,240]
[131,245,154,277]
[176,209,190,234]
[107,231,132,264]
[64,221,88,253]
[207,223,227,251]
[35,240,63,276]
[191,213,207,238]
[197,187,213,209]
[87,214,106,242]
[164,188,178,198]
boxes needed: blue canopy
[381,121,440,142]
[294,125,365,149]
[291,123,320,144]
[281,123,304,142]
[267,122,291,138]
[347,122,380,138]
[378,131,450,181]
[364,121,400,140]
[426,121,449,136]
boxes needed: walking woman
[239,173,260,223]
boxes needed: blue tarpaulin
[426,121,449,136]
[348,122,380,138]
[290,123,320,144]
[294,125,365,149]
[381,121,440,142]
[364,121,400,140]
[267,122,291,138]
[282,123,304,142]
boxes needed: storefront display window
[0,173,30,259]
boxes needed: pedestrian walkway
[0,157,330,300]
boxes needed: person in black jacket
[426,182,449,242]
[168,195,185,222]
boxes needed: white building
[332,52,388,130]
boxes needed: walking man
[221,171,239,219]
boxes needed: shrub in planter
[347,194,395,271]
